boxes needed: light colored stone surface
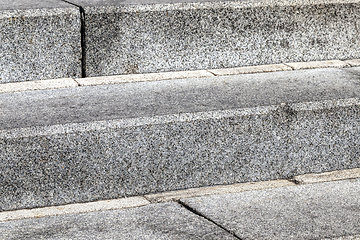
[344,59,360,67]
[324,235,360,240]
[0,202,237,240]
[182,179,360,240]
[285,60,350,70]
[209,64,292,76]
[0,78,78,94]
[145,179,294,203]
[76,70,213,86]
[66,0,360,77]
[0,196,149,222]
[3,67,360,130]
[294,168,360,184]
[0,0,81,83]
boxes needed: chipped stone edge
[292,168,360,184]
[1,59,359,94]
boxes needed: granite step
[0,67,359,211]
[2,0,360,82]
[63,0,360,77]
[0,0,82,83]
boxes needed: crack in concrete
[177,200,244,240]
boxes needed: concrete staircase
[1,0,360,212]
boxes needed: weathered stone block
[0,0,82,83]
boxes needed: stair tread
[1,67,360,131]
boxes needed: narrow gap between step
[177,200,243,240]
[61,0,87,78]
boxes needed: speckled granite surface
[0,68,359,211]
[66,0,360,77]
[0,0,81,83]
[0,202,237,239]
[181,179,360,240]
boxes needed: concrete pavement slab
[181,179,360,240]
[0,0,81,83]
[0,202,236,240]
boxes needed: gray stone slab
[0,202,236,239]
[0,0,81,83]
[0,0,75,10]
[1,68,360,130]
[181,179,360,240]
[0,68,360,211]
[67,0,360,77]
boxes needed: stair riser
[83,2,360,76]
[1,99,359,211]
[0,8,81,83]
[2,1,360,82]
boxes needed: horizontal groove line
[0,59,359,94]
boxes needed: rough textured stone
[0,0,81,83]
[1,68,360,130]
[0,202,236,240]
[66,0,360,77]
[181,179,360,240]
[0,68,359,211]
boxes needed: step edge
[1,168,358,222]
[1,59,359,94]
[1,97,358,139]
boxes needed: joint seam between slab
[61,0,87,77]
[177,201,243,240]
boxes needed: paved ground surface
[1,178,359,240]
